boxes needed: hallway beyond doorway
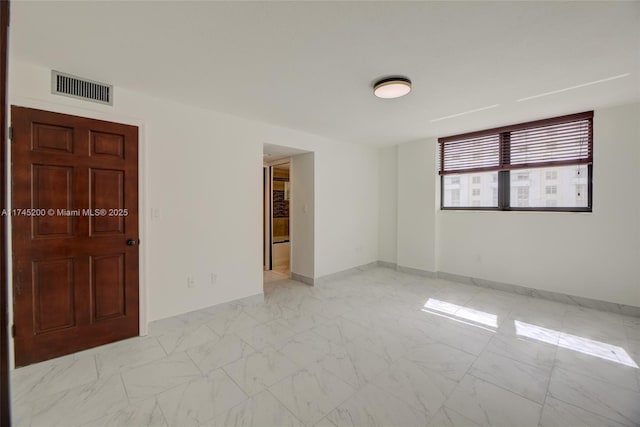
[263,269,290,284]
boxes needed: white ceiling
[10,1,640,146]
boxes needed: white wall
[395,103,640,307]
[314,145,379,277]
[8,58,380,322]
[378,146,397,264]
[397,139,438,272]
[290,153,315,278]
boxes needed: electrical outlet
[210,273,217,285]
[187,276,196,288]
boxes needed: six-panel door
[11,106,139,366]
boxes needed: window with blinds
[439,111,593,211]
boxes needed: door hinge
[8,126,13,140]
[11,324,15,338]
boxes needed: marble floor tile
[294,295,351,318]
[352,327,418,363]
[148,306,218,336]
[12,267,640,427]
[277,308,331,334]
[377,312,439,343]
[339,306,402,331]
[539,397,628,427]
[372,357,457,417]
[497,315,562,348]
[95,336,168,378]
[554,345,639,391]
[30,373,128,427]
[427,406,482,427]
[147,316,192,337]
[627,338,640,358]
[241,302,288,323]
[483,331,557,370]
[235,318,297,350]
[313,416,338,427]
[233,294,267,308]
[186,333,255,374]
[157,323,220,355]
[175,308,218,329]
[316,340,391,389]
[564,305,628,326]
[548,367,640,426]
[206,390,303,427]
[623,316,640,328]
[11,398,32,427]
[430,284,479,306]
[304,287,342,301]
[469,351,551,404]
[311,318,369,345]
[207,309,263,336]
[121,352,202,402]
[628,340,640,386]
[265,287,311,309]
[513,296,569,317]
[625,325,640,341]
[12,352,98,404]
[562,322,629,345]
[269,362,356,426]
[463,291,517,324]
[82,397,168,427]
[444,375,542,427]
[275,330,335,367]
[504,307,565,338]
[426,320,495,356]
[156,369,248,426]
[223,346,301,395]
[277,294,326,313]
[405,342,477,381]
[356,295,414,316]
[201,300,246,317]
[562,307,629,343]
[326,383,430,427]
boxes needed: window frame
[439,111,593,212]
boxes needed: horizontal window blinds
[439,111,593,175]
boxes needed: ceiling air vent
[51,70,113,105]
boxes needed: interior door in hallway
[11,106,139,366]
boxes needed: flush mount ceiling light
[373,77,411,99]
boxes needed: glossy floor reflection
[11,267,640,427]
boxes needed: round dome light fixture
[373,76,412,99]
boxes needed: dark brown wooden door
[11,107,139,367]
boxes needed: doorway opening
[262,144,314,288]
[264,162,291,283]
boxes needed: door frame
[263,166,272,271]
[6,99,149,367]
[1,0,11,424]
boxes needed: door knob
[127,239,137,246]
